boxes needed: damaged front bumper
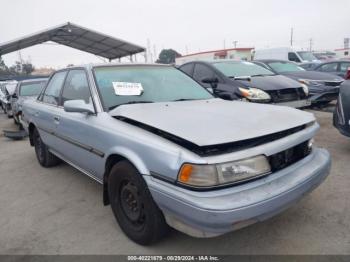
[145,147,331,238]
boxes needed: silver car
[11,78,47,125]
[22,63,331,245]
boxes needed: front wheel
[108,160,169,245]
[33,128,61,167]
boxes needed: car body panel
[110,98,314,146]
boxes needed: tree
[0,56,8,74]
[156,49,181,64]
[8,61,35,75]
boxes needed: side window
[179,63,194,76]
[42,71,67,105]
[61,70,92,105]
[319,63,338,72]
[340,62,350,73]
[193,64,214,82]
[288,52,301,63]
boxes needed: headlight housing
[300,83,309,96]
[239,87,271,102]
[298,79,322,87]
[177,155,271,188]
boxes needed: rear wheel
[108,160,169,245]
[33,128,61,167]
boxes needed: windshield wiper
[108,100,154,110]
[230,76,251,81]
[172,98,197,102]
[251,74,275,77]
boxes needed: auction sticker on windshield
[112,82,144,96]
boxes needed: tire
[33,128,61,167]
[108,160,169,245]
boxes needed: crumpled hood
[281,71,344,82]
[109,99,314,147]
[235,74,302,91]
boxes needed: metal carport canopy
[0,22,145,60]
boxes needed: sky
[0,0,349,68]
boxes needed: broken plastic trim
[114,116,306,157]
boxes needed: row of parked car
[0,59,349,245]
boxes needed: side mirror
[201,77,219,88]
[64,100,94,114]
[12,93,18,99]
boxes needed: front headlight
[177,155,271,188]
[239,87,271,101]
[300,83,309,96]
[298,79,321,87]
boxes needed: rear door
[54,69,102,178]
[34,70,68,148]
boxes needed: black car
[253,59,344,105]
[310,61,350,78]
[334,81,350,137]
[179,60,310,108]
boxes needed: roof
[0,22,145,60]
[19,78,48,84]
[0,74,49,81]
[177,47,254,58]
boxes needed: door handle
[54,116,60,122]
[34,111,39,117]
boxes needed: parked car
[312,51,337,61]
[254,47,321,63]
[0,81,18,117]
[254,60,344,105]
[0,82,7,112]
[334,81,350,137]
[11,78,47,125]
[179,60,310,108]
[22,63,331,245]
[310,61,350,78]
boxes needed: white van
[254,47,321,63]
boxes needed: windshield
[19,81,46,96]
[297,51,317,62]
[212,61,274,77]
[267,61,305,73]
[93,66,213,110]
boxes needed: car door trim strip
[37,125,105,158]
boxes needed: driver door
[54,69,102,178]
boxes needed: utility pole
[309,38,313,52]
[290,27,294,47]
[233,41,238,48]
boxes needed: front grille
[267,88,306,103]
[325,81,342,87]
[268,141,311,172]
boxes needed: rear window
[20,81,46,96]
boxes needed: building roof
[0,22,145,60]
[178,47,254,58]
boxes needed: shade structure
[0,22,145,60]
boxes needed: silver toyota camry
[22,63,331,245]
